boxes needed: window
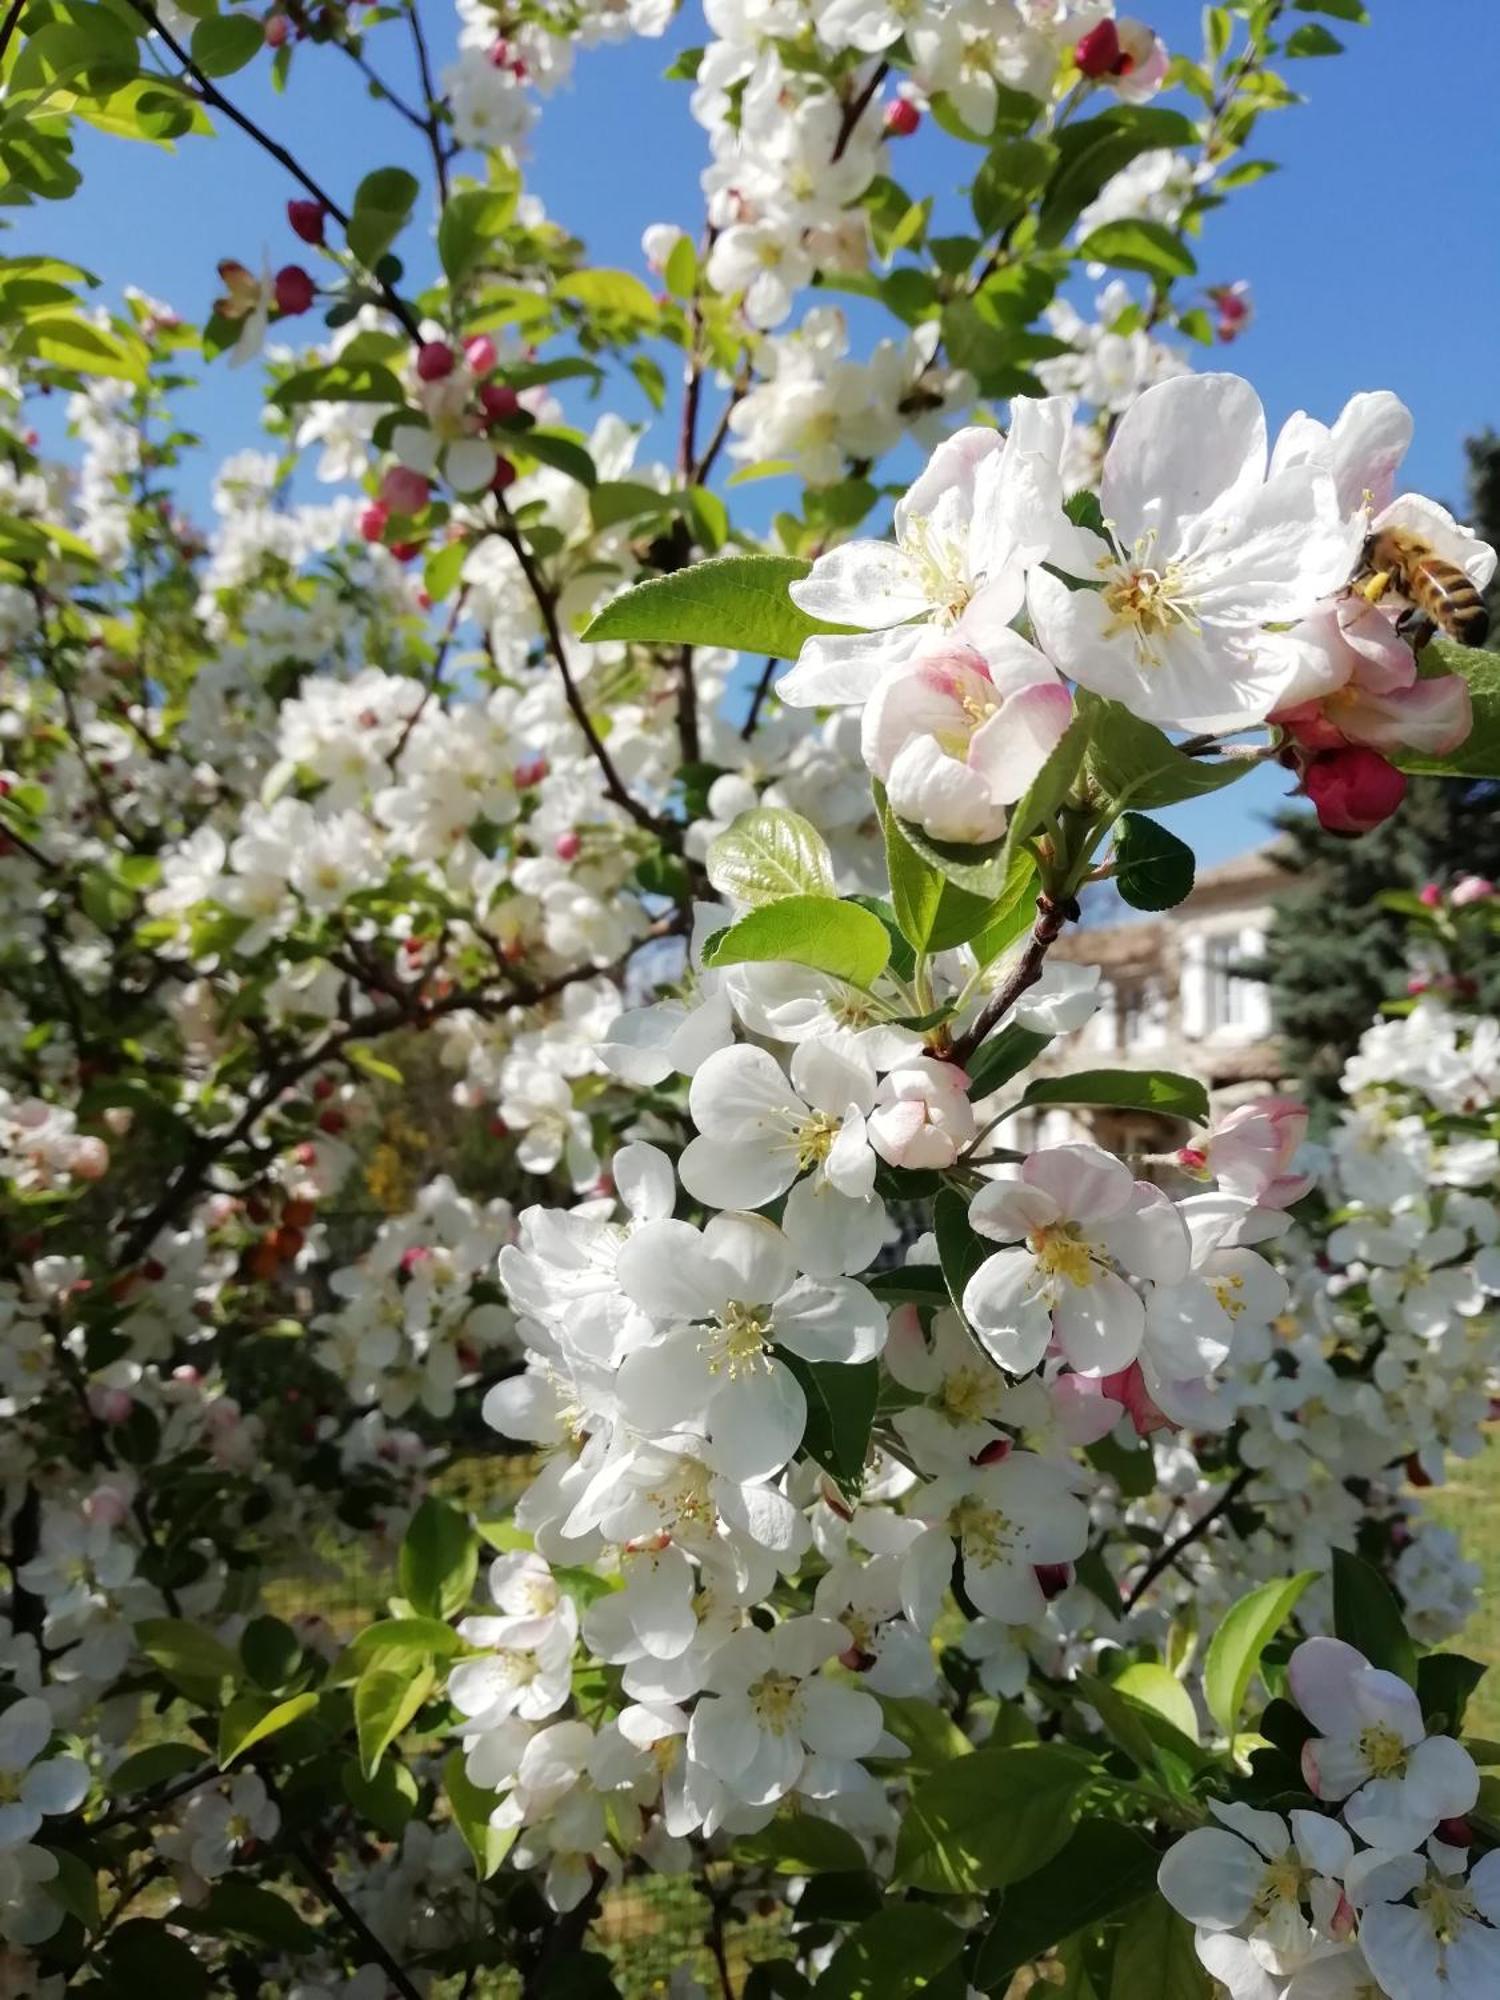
[1204,935,1250,1034]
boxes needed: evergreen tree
[1262,435,1500,1102]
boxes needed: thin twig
[122,0,423,343]
[831,59,888,162]
[494,510,667,839]
[1122,1469,1254,1613]
[741,656,777,740]
[289,1830,424,2000]
[91,1765,223,1833]
[389,586,467,770]
[0,0,27,67]
[405,0,451,205]
[948,896,1070,1067]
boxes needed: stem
[741,656,777,740]
[122,0,423,343]
[405,0,451,205]
[832,59,888,161]
[494,507,667,840]
[1122,1468,1253,1613]
[948,896,1070,1068]
[0,0,27,66]
[90,1764,223,1833]
[288,1829,423,2000]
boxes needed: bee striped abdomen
[1409,557,1490,647]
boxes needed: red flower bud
[379,465,430,516]
[491,456,517,493]
[388,541,421,562]
[883,97,921,137]
[273,265,315,315]
[480,382,520,423]
[1437,1817,1475,1847]
[287,199,327,246]
[1034,1563,1073,1600]
[264,11,288,46]
[359,502,389,543]
[1075,19,1124,76]
[1303,747,1407,836]
[554,831,581,862]
[416,339,457,382]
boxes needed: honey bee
[1357,526,1490,651]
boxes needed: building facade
[1001,846,1286,1164]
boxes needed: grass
[1428,1427,1500,1737]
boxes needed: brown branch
[948,895,1070,1067]
[405,1,451,206]
[121,0,423,343]
[1122,1469,1253,1613]
[389,586,466,770]
[0,0,27,65]
[741,656,777,740]
[287,1827,423,2000]
[494,509,668,839]
[831,59,888,162]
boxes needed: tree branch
[1122,1469,1253,1613]
[832,60,888,162]
[741,656,777,740]
[948,895,1070,1067]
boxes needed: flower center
[1416,1874,1478,1946]
[941,1367,998,1424]
[1359,1722,1408,1778]
[951,1497,1013,1568]
[793,1110,841,1172]
[1253,1855,1306,1916]
[1100,547,1198,662]
[1211,1272,1248,1319]
[1027,1222,1095,1287]
[748,1670,803,1734]
[707,1300,774,1377]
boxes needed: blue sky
[20,0,1499,864]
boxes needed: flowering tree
[5,0,1500,1993]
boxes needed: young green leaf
[1114,811,1196,912]
[1331,1548,1419,1687]
[706,807,836,907]
[399,1496,479,1620]
[893,1744,1089,1892]
[582,554,853,659]
[701,896,892,988]
[1018,1068,1210,1123]
[1204,1570,1318,1736]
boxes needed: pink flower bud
[491,456,517,493]
[273,265,315,315]
[883,97,920,137]
[1034,1563,1072,1600]
[287,199,327,246]
[1304,746,1407,836]
[480,382,520,423]
[464,334,498,376]
[1452,874,1495,906]
[71,1136,110,1181]
[1437,1817,1475,1847]
[86,1484,131,1527]
[379,465,430,517]
[263,11,288,46]
[1419,882,1443,907]
[359,501,389,543]
[415,340,456,382]
[554,831,582,861]
[514,755,548,788]
[92,1386,134,1425]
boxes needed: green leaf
[1110,1898,1211,1999]
[523,427,598,488]
[13,312,145,382]
[873,1696,973,1778]
[424,538,467,604]
[1394,641,1500,779]
[1295,0,1365,16]
[782,1355,877,1492]
[1080,695,1253,809]
[879,791,1018,951]
[664,233,698,297]
[736,1811,868,1875]
[217,1691,318,1767]
[175,1878,319,1953]
[935,1187,987,1323]
[270,360,406,409]
[399,1496,478,1619]
[891,816,1011,901]
[100,1920,210,1995]
[189,14,262,75]
[444,1748,516,1879]
[347,166,420,268]
[1332,1548,1418,1687]
[582,553,853,660]
[893,1745,1089,1892]
[1076,218,1197,280]
[1038,107,1199,247]
[105,1741,205,1798]
[1018,1068,1210,1123]
[438,188,516,284]
[356,1661,435,1778]
[1115,812,1195,912]
[1078,1673,1205,1790]
[589,479,672,531]
[333,1617,468,1684]
[136,1617,240,1704]
[1418,1653,1487,1736]
[815,1905,965,2000]
[43,1847,100,1931]
[1204,1571,1318,1736]
[706,806,835,907]
[971,137,1058,235]
[1114,1663,1199,1743]
[701,896,891,987]
[342,1754,419,1837]
[966,1022,1051,1099]
[974,1820,1160,1989]
[996,704,1094,882]
[556,267,661,323]
[1285,22,1343,53]
[240,1615,302,1692]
